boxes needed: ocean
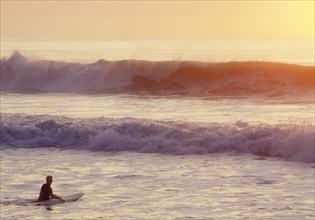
[0,39,314,219]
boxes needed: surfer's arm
[51,193,65,202]
[50,188,65,202]
[51,194,65,202]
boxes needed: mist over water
[1,39,314,65]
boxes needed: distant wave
[1,52,314,97]
[1,114,314,163]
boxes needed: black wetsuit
[37,183,52,202]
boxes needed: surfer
[37,175,65,202]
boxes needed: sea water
[1,148,314,219]
[0,39,314,219]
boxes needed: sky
[1,1,314,40]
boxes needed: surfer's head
[46,175,53,185]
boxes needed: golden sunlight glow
[1,1,314,40]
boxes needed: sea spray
[1,52,313,97]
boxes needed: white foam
[1,52,178,92]
[1,114,314,162]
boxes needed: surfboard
[37,192,84,206]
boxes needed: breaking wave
[1,114,314,163]
[1,52,314,97]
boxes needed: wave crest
[1,114,314,162]
[1,52,314,97]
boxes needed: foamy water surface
[1,148,314,219]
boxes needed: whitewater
[0,39,314,219]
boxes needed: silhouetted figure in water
[37,175,65,202]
